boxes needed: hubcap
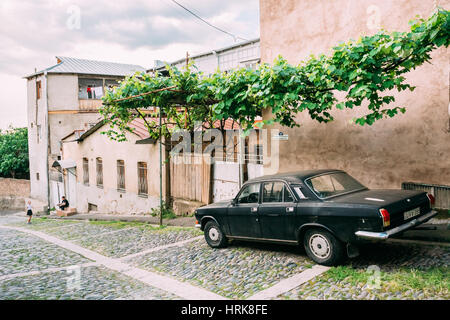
[208,227,220,241]
[309,234,331,259]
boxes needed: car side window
[283,185,294,202]
[293,186,307,199]
[236,183,260,204]
[262,182,293,203]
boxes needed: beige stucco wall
[0,178,30,197]
[27,73,101,207]
[26,75,49,202]
[62,128,162,214]
[260,0,450,188]
[47,74,79,111]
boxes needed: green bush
[0,127,29,179]
[149,201,177,219]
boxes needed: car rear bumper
[355,210,437,240]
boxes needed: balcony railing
[79,99,102,112]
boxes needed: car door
[227,182,261,238]
[258,181,296,240]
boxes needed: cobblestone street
[0,212,448,300]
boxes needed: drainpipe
[44,70,50,214]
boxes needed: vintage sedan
[194,169,437,266]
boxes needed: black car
[194,169,437,266]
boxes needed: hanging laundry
[93,86,103,99]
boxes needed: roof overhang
[52,160,76,169]
[136,137,157,144]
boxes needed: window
[83,158,89,185]
[137,162,148,196]
[263,182,283,203]
[78,78,103,99]
[293,186,307,200]
[117,160,125,191]
[36,81,42,100]
[254,144,263,164]
[36,173,40,181]
[305,172,366,199]
[236,183,260,204]
[262,182,294,203]
[105,79,120,90]
[283,185,294,202]
[96,157,103,187]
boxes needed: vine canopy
[101,8,449,141]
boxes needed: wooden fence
[170,154,212,204]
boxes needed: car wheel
[204,221,227,248]
[303,228,345,266]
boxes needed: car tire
[204,221,227,248]
[303,228,345,266]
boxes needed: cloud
[0,0,259,129]
[0,0,259,74]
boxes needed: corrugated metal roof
[25,56,146,78]
[148,37,260,72]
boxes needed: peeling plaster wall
[260,0,450,188]
[62,129,162,214]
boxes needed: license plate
[404,207,420,220]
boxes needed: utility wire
[170,0,249,42]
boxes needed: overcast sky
[0,0,260,129]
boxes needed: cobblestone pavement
[127,239,314,299]
[1,212,449,300]
[276,242,450,300]
[0,265,179,300]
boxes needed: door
[228,183,261,238]
[66,168,77,208]
[259,181,296,240]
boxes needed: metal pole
[44,70,51,214]
[159,106,163,226]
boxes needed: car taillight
[426,193,435,206]
[379,208,390,227]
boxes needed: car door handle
[267,213,279,217]
[286,207,294,213]
[251,207,258,213]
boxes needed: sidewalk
[45,212,197,227]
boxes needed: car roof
[245,169,345,185]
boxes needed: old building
[61,119,162,214]
[24,57,145,210]
[59,116,264,215]
[259,0,449,203]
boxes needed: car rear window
[305,172,366,199]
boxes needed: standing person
[26,200,33,224]
[57,196,70,211]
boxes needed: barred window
[137,162,148,196]
[83,158,89,185]
[117,160,125,191]
[96,157,103,187]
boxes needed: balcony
[79,99,103,112]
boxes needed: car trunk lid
[331,189,431,228]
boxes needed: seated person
[57,196,70,211]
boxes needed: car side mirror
[231,199,236,206]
